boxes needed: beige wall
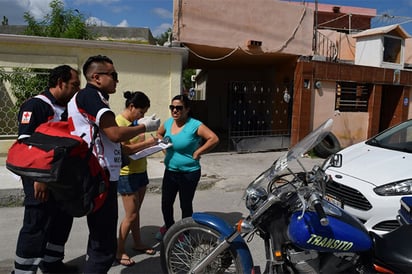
[173,0,314,55]
[318,29,357,62]
[312,81,369,148]
[406,38,412,65]
[322,30,412,66]
[0,34,188,153]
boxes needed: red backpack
[6,121,109,217]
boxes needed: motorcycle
[160,118,412,273]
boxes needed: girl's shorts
[117,171,149,194]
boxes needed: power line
[373,13,412,30]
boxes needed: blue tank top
[163,117,202,172]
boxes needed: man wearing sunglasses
[67,55,160,273]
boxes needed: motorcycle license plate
[325,194,343,208]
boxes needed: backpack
[6,121,109,217]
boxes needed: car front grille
[372,220,400,232]
[326,180,372,211]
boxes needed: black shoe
[40,261,79,274]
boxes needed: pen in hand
[151,133,159,144]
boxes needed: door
[228,81,291,151]
[379,85,403,132]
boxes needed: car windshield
[366,120,412,153]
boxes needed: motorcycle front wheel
[160,217,246,274]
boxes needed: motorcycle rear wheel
[160,217,245,274]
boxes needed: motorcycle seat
[370,225,412,272]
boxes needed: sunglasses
[96,71,118,82]
[169,105,184,111]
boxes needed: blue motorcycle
[160,119,412,273]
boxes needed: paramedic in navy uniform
[13,65,80,274]
[67,55,160,273]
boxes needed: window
[335,82,371,112]
[383,36,402,64]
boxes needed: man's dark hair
[82,55,114,78]
[48,65,75,88]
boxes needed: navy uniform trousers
[14,177,74,274]
[83,181,118,274]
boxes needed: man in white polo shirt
[67,55,160,273]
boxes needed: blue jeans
[161,169,201,229]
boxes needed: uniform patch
[21,111,32,124]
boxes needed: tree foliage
[23,0,93,39]
[0,68,49,112]
[155,27,172,46]
[3,0,93,110]
[182,68,196,91]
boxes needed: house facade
[1,1,412,154]
[0,34,187,154]
[293,24,412,148]
[173,0,412,151]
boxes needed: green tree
[23,0,93,39]
[182,68,196,91]
[0,68,49,112]
[155,28,172,46]
[2,1,93,134]
[4,0,93,110]
[2,16,8,26]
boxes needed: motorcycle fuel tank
[288,202,372,252]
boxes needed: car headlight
[374,179,412,196]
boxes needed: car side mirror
[322,153,342,170]
[329,154,342,168]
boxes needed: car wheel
[313,132,341,158]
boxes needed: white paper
[129,141,173,160]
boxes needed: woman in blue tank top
[156,94,219,240]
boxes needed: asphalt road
[0,151,324,274]
[0,188,267,274]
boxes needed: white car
[325,120,412,234]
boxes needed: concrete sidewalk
[0,151,325,207]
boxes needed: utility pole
[313,0,318,54]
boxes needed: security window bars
[335,82,371,112]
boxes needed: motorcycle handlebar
[308,192,329,226]
[306,168,329,226]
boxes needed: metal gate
[0,68,49,137]
[228,81,292,152]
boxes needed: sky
[0,0,173,37]
[0,0,412,38]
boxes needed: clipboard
[129,140,173,160]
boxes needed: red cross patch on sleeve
[21,111,32,124]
